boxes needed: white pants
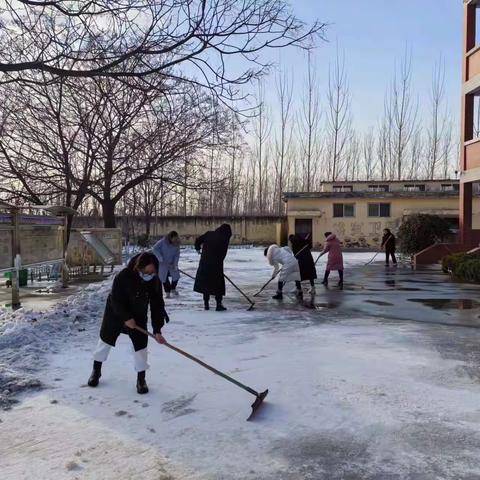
[93,339,149,372]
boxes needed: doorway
[295,218,313,244]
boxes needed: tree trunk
[102,201,116,228]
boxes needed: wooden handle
[134,326,259,397]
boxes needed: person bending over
[264,244,302,300]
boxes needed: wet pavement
[0,274,111,312]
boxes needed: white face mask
[139,272,155,282]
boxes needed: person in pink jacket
[317,232,344,287]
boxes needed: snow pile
[0,281,113,409]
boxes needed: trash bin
[4,269,28,287]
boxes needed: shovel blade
[247,389,268,421]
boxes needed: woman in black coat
[289,234,317,293]
[381,228,397,266]
[194,223,232,311]
[87,252,169,394]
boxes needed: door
[295,218,313,245]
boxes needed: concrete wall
[0,223,64,270]
[73,216,287,245]
[286,196,480,248]
[67,229,123,266]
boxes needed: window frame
[333,203,356,218]
[403,184,426,192]
[368,202,391,218]
[368,184,390,193]
[332,185,353,193]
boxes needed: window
[441,184,459,192]
[404,184,425,192]
[368,184,389,192]
[368,203,391,217]
[333,203,355,218]
[333,185,353,192]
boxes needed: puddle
[408,298,480,310]
[364,300,394,307]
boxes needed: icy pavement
[2,249,480,479]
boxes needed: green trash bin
[4,269,28,287]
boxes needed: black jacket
[290,234,317,281]
[381,233,396,252]
[100,255,167,346]
[194,224,232,296]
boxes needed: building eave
[283,191,460,201]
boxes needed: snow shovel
[224,274,255,310]
[253,243,310,297]
[135,326,268,421]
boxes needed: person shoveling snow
[264,244,302,300]
[87,252,170,394]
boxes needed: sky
[259,0,463,133]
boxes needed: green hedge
[442,252,480,282]
[454,259,480,283]
[441,253,470,274]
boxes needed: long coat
[322,234,344,271]
[100,254,167,349]
[153,236,180,283]
[381,233,396,253]
[266,244,301,283]
[290,234,317,281]
[194,224,232,296]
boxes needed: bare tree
[253,80,272,211]
[0,76,100,235]
[274,70,294,214]
[385,49,418,180]
[325,47,352,181]
[299,50,322,191]
[426,57,448,179]
[362,128,377,180]
[0,0,325,103]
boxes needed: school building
[283,180,480,249]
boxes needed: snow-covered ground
[2,249,480,479]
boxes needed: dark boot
[322,271,330,286]
[272,281,284,300]
[338,270,344,288]
[203,294,210,311]
[87,360,102,387]
[136,371,149,394]
[295,282,303,300]
[215,296,227,311]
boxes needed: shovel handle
[223,274,255,307]
[178,268,195,280]
[134,326,259,397]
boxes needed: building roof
[283,191,461,201]
[319,179,459,185]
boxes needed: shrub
[136,233,151,248]
[442,253,470,274]
[398,214,451,256]
[454,258,480,283]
